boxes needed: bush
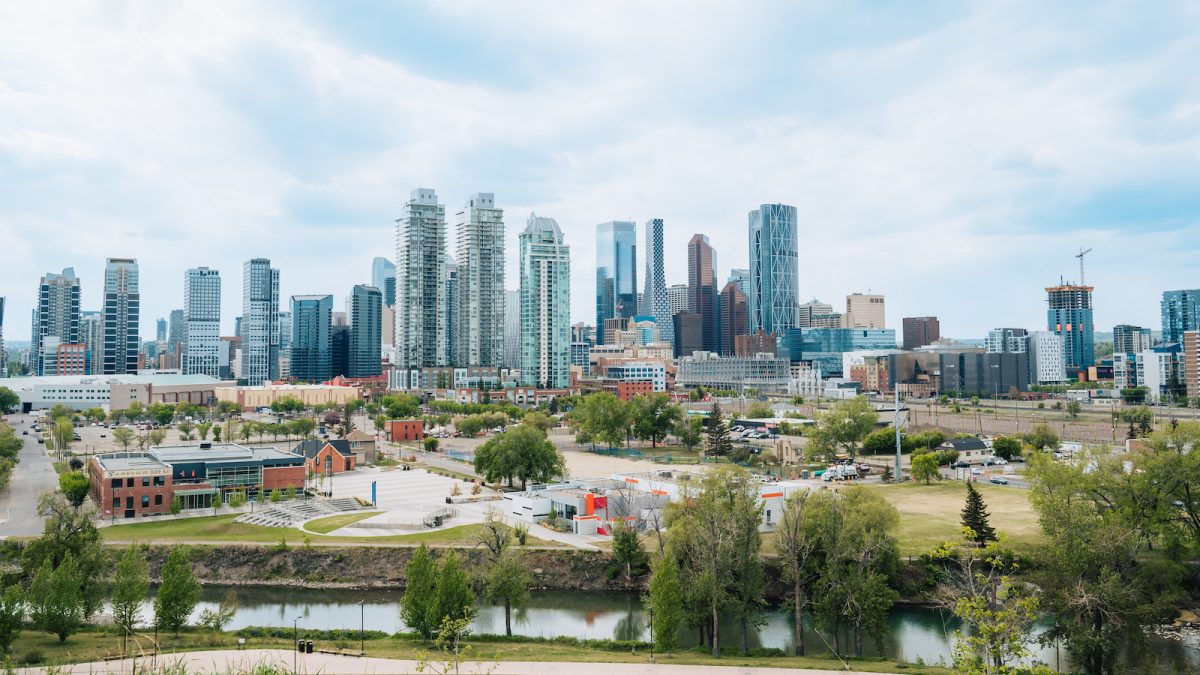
[20,649,43,665]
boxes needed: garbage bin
[306,640,314,654]
[297,640,304,652]
[801,469,809,479]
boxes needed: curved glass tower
[748,204,799,334]
[521,213,571,388]
[595,221,637,331]
[641,218,673,347]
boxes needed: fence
[351,505,459,531]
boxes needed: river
[127,586,1200,672]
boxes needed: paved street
[0,414,58,537]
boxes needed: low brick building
[294,439,356,475]
[386,419,424,442]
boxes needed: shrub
[20,649,43,665]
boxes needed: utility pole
[894,388,902,482]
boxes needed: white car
[985,457,1008,466]
[970,467,983,476]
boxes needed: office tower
[1185,331,1199,401]
[641,218,674,347]
[1027,331,1066,385]
[32,267,82,376]
[673,313,704,358]
[603,317,630,345]
[986,328,1028,354]
[276,311,292,379]
[395,188,448,368]
[234,316,243,339]
[371,257,397,307]
[445,256,458,366]
[503,290,520,369]
[902,316,940,350]
[331,324,349,378]
[182,267,221,377]
[242,258,280,384]
[167,309,184,354]
[595,220,637,330]
[0,297,5,375]
[1113,324,1152,354]
[798,299,835,328]
[667,284,690,316]
[454,193,505,368]
[102,258,140,374]
[1046,283,1095,372]
[845,293,885,329]
[727,269,750,297]
[747,203,799,334]
[156,318,167,342]
[290,295,332,382]
[688,234,719,353]
[719,281,748,356]
[349,285,382,377]
[1161,290,1200,344]
[520,213,570,388]
[80,311,102,374]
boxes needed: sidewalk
[20,648,883,674]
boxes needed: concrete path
[20,648,884,674]
[0,414,59,537]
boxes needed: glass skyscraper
[521,213,571,388]
[102,258,140,374]
[371,257,396,307]
[32,267,81,376]
[1161,289,1200,344]
[395,188,448,368]
[455,193,505,367]
[183,267,221,377]
[1046,283,1095,371]
[241,258,280,384]
[290,294,332,382]
[641,218,673,347]
[748,203,799,334]
[349,285,382,377]
[689,233,719,353]
[595,220,637,332]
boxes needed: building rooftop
[94,452,170,474]
[149,443,302,465]
[5,373,224,391]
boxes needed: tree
[211,425,222,442]
[862,428,903,456]
[39,554,85,641]
[647,554,684,655]
[434,552,475,630]
[196,422,212,440]
[1023,424,1059,451]
[424,437,440,453]
[0,386,19,414]
[704,402,733,458]
[215,400,241,418]
[0,585,23,653]
[198,590,240,632]
[810,396,878,460]
[291,417,316,439]
[401,544,440,639]
[611,521,648,579]
[911,453,941,484]
[155,545,201,635]
[177,420,195,441]
[111,545,150,653]
[909,430,947,453]
[631,394,683,448]
[522,410,557,433]
[52,417,74,459]
[485,554,531,637]
[571,392,632,449]
[113,426,135,451]
[961,482,997,546]
[744,403,774,419]
[991,436,1022,461]
[23,492,106,620]
[473,425,567,489]
[1119,405,1154,438]
[675,417,703,452]
[59,471,90,508]
[776,489,837,656]
[1066,399,1082,419]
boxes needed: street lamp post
[359,599,365,656]
[293,617,302,675]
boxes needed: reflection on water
[121,586,1200,672]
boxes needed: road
[0,414,58,537]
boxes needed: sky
[2,1,1200,343]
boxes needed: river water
[132,586,1200,672]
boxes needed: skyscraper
[688,234,719,353]
[1161,289,1200,344]
[445,256,458,366]
[748,203,799,334]
[290,295,332,383]
[1113,324,1152,354]
[845,293,885,329]
[719,281,748,356]
[156,318,167,342]
[727,269,750,296]
[641,218,674,346]
[595,220,637,330]
[331,324,350,378]
[455,193,505,368]
[167,309,185,354]
[0,297,5,375]
[276,311,292,379]
[521,213,571,388]
[902,316,940,350]
[183,267,221,377]
[667,284,690,316]
[32,267,81,376]
[371,257,396,307]
[395,188,448,368]
[102,258,140,374]
[1046,283,1095,372]
[242,258,280,384]
[349,285,382,377]
[504,290,521,369]
[80,311,102,374]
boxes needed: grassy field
[304,511,382,534]
[7,629,952,673]
[100,514,563,548]
[865,481,1043,556]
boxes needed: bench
[317,648,365,657]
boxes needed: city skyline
[3,3,1200,340]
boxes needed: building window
[126,496,133,508]
[113,497,120,508]
[142,477,150,487]
[154,494,163,505]
[126,478,134,488]
[111,478,122,489]
[141,495,149,508]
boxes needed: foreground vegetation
[865,482,1043,556]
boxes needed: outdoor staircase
[234,497,363,528]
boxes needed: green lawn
[100,514,563,548]
[864,481,1043,556]
[305,511,382,534]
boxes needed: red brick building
[386,419,424,442]
[294,439,356,474]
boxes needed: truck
[821,464,859,481]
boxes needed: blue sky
[2,1,1199,342]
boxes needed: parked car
[951,461,970,469]
[36,437,44,444]
[984,457,1008,466]
[990,476,1009,485]
[22,430,28,435]
[970,467,983,476]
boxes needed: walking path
[19,649,885,674]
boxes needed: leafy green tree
[198,590,240,632]
[861,428,904,456]
[196,422,212,440]
[911,453,941,484]
[423,437,440,453]
[991,436,1022,461]
[155,546,201,635]
[704,402,733,458]
[211,425,222,442]
[23,492,106,619]
[41,554,85,641]
[674,417,703,452]
[111,545,150,652]
[485,554,531,636]
[1023,424,1059,451]
[647,554,684,655]
[401,544,440,638]
[571,392,632,449]
[59,471,90,508]
[434,552,475,630]
[961,482,997,546]
[611,522,648,579]
[473,425,566,489]
[809,396,878,460]
[631,394,683,448]
[521,411,557,433]
[290,417,316,439]
[1119,405,1154,437]
[51,417,74,458]
[0,386,19,414]
[0,585,22,652]
[908,430,947,453]
[776,489,838,656]
[1066,399,1082,419]
[112,425,135,451]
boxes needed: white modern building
[520,213,571,388]
[1027,331,1066,385]
[667,284,689,316]
[6,373,228,412]
[604,361,667,392]
[395,188,448,368]
[987,328,1029,354]
[183,267,221,378]
[241,258,280,384]
[677,351,793,392]
[454,193,505,367]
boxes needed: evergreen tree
[401,544,439,639]
[961,482,997,546]
[111,545,150,653]
[484,554,531,636]
[611,523,647,578]
[43,553,85,642]
[434,552,475,629]
[0,584,25,653]
[647,554,684,654]
[154,546,201,635]
[704,402,733,457]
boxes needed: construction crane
[1075,247,1093,285]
